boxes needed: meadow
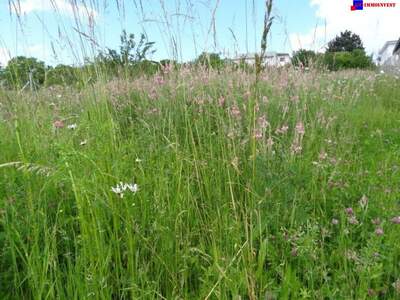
[1,66,400,299]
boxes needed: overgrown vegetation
[1,65,400,299]
[292,31,374,71]
[1,1,398,299]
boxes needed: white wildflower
[124,183,139,193]
[80,140,87,146]
[67,123,77,130]
[111,181,139,198]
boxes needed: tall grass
[1,0,400,299]
[1,66,400,298]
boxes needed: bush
[291,49,317,68]
[194,52,225,70]
[324,49,374,71]
[46,64,79,86]
[1,56,46,89]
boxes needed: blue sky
[0,0,399,66]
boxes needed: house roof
[393,38,400,54]
[378,40,397,55]
[232,52,290,60]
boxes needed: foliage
[291,49,317,67]
[1,56,46,89]
[327,30,364,53]
[1,68,400,299]
[46,64,79,86]
[95,30,156,76]
[324,49,374,70]
[194,52,225,69]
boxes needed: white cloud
[10,0,98,19]
[0,48,11,67]
[290,0,400,56]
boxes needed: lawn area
[1,67,400,299]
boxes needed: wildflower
[135,158,142,163]
[390,216,400,224]
[371,218,381,225]
[266,137,274,149]
[291,95,299,103]
[331,218,339,225]
[348,216,359,225]
[67,123,77,130]
[111,181,139,198]
[275,124,289,134]
[295,121,305,135]
[346,250,358,261]
[375,227,384,236]
[56,94,62,98]
[392,279,400,294]
[218,96,225,107]
[318,151,328,161]
[257,116,270,129]
[80,140,87,146]
[230,105,241,117]
[154,75,164,85]
[359,195,368,209]
[53,120,64,128]
[345,207,354,216]
[253,129,263,140]
[124,183,139,193]
[291,142,302,154]
[111,183,124,198]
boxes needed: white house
[377,39,400,66]
[232,52,291,67]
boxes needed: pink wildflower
[53,120,64,128]
[390,216,400,224]
[230,105,241,117]
[218,96,225,107]
[375,227,384,236]
[345,207,354,216]
[295,121,305,135]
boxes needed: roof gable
[379,40,397,55]
[393,38,400,54]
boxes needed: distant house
[393,38,400,55]
[377,39,400,66]
[232,52,291,67]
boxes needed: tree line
[291,30,374,70]
[0,30,375,90]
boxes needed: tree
[94,31,156,78]
[46,64,78,86]
[96,31,155,68]
[2,56,46,89]
[327,30,364,53]
[324,49,374,71]
[194,52,225,69]
[291,49,317,67]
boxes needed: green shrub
[291,49,317,68]
[324,49,374,71]
[46,64,79,86]
[1,56,46,89]
[194,52,225,70]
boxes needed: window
[279,57,285,62]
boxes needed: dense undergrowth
[1,67,400,299]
